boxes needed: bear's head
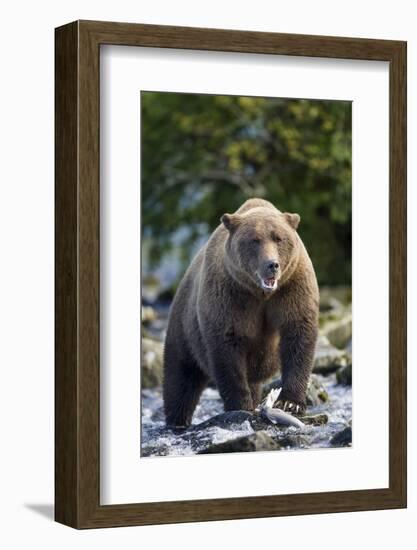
[221,208,300,294]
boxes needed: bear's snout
[257,258,280,292]
[265,259,279,274]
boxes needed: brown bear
[163,198,319,428]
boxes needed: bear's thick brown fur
[163,198,319,427]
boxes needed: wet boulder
[193,410,256,430]
[199,431,281,454]
[330,426,352,447]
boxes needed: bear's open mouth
[260,276,278,292]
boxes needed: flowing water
[141,373,352,457]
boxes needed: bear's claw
[276,399,305,415]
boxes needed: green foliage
[142,92,351,286]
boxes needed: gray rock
[194,410,281,432]
[314,335,350,375]
[141,337,164,388]
[319,288,352,349]
[193,407,324,432]
[330,426,352,447]
[336,363,352,385]
[194,410,255,430]
[192,406,328,434]
[199,432,281,454]
[141,443,170,457]
[321,312,352,349]
[299,413,328,426]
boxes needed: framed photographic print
[55,20,407,528]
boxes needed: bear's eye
[251,238,261,244]
[271,234,282,243]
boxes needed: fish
[256,388,305,429]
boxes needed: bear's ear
[221,213,241,231]
[283,212,300,230]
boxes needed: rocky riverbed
[141,372,351,457]
[141,286,352,457]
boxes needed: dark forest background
[141,92,351,293]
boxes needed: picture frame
[55,20,407,528]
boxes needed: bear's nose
[267,260,279,273]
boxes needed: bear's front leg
[277,320,318,414]
[211,347,253,411]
